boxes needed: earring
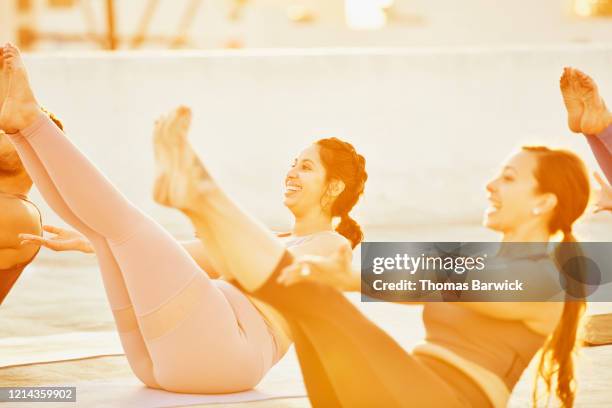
[532,208,541,215]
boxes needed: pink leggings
[7,114,279,393]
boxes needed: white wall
[9,0,612,50]
[0,0,18,45]
[222,0,612,48]
[20,45,612,238]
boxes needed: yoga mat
[584,313,612,346]
[51,375,304,407]
[0,331,123,368]
[1,350,307,408]
[1,295,423,370]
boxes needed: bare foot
[152,106,215,212]
[0,43,40,134]
[560,67,584,133]
[572,69,612,135]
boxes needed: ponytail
[336,213,363,249]
[523,146,590,408]
[316,137,367,248]
[533,230,586,408]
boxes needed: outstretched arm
[276,246,423,304]
[277,245,361,291]
[20,225,95,254]
[20,225,223,278]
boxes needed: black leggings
[247,252,492,408]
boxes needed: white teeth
[488,198,501,209]
[286,186,301,191]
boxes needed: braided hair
[316,137,367,248]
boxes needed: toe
[177,109,192,128]
[574,69,592,85]
[177,105,190,115]
[560,73,569,89]
[561,67,571,80]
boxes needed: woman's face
[284,144,330,216]
[484,150,552,233]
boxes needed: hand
[594,172,612,214]
[277,245,353,288]
[19,225,95,254]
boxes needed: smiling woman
[285,137,367,249]
[0,46,369,390]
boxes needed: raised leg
[151,106,286,292]
[8,133,160,387]
[247,253,471,407]
[0,44,203,314]
[0,44,277,392]
[0,54,158,386]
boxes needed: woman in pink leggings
[0,43,367,392]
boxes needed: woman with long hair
[239,144,591,407]
[153,74,598,405]
[0,43,368,392]
[148,68,597,406]
[2,42,594,406]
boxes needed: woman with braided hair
[315,137,367,249]
[2,43,369,392]
[5,39,592,406]
[138,72,593,406]
[240,144,591,408]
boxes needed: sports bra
[0,192,43,305]
[414,253,555,407]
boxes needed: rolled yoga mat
[584,313,612,346]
